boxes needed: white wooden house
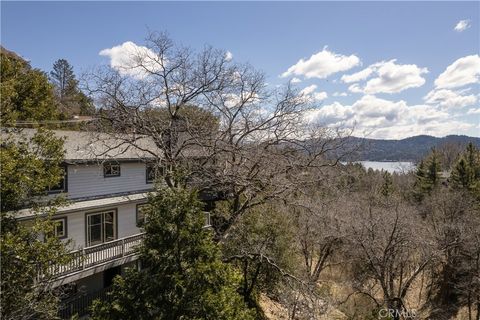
[10,129,178,318]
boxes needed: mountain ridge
[344,134,480,162]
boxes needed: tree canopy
[91,187,255,320]
[1,47,58,125]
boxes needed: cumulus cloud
[454,19,471,32]
[424,88,477,109]
[300,85,317,96]
[434,55,480,89]
[467,108,480,115]
[341,67,374,83]
[300,84,328,101]
[225,51,233,61]
[332,92,348,97]
[291,77,302,84]
[99,41,160,79]
[281,47,360,79]
[345,60,428,94]
[304,101,351,124]
[348,83,363,93]
[304,94,470,139]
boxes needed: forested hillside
[345,135,480,162]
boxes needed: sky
[2,1,479,139]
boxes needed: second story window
[146,163,165,184]
[104,162,121,178]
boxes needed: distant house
[7,129,210,318]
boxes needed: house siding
[67,162,153,199]
[62,202,144,250]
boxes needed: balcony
[48,233,145,284]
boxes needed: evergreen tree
[451,142,480,196]
[50,59,77,99]
[0,129,65,211]
[425,148,441,189]
[413,149,442,201]
[50,58,95,118]
[413,160,427,201]
[380,171,394,197]
[451,157,470,189]
[91,188,254,320]
[1,47,58,125]
[1,128,71,319]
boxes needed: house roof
[2,128,204,162]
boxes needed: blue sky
[2,1,479,139]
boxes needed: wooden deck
[49,233,145,278]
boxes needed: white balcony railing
[49,233,145,278]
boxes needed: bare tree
[422,188,480,320]
[345,194,434,319]
[84,31,353,240]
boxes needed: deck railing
[58,285,113,319]
[49,233,145,278]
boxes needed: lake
[343,161,416,173]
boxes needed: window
[86,210,117,246]
[203,212,211,228]
[53,217,67,239]
[136,203,150,227]
[146,163,165,184]
[103,163,121,177]
[47,166,67,193]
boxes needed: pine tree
[50,59,77,99]
[451,142,480,197]
[425,148,441,189]
[91,188,254,320]
[380,171,394,197]
[50,59,95,118]
[451,157,470,189]
[413,149,442,201]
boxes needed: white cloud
[344,60,428,94]
[225,51,233,61]
[99,41,160,79]
[281,47,360,79]
[312,91,328,101]
[341,67,374,83]
[363,60,428,94]
[304,94,471,139]
[467,108,480,115]
[300,85,317,96]
[332,92,348,97]
[434,55,480,89]
[454,19,471,32]
[300,85,328,102]
[348,83,363,93]
[304,101,351,124]
[291,77,302,84]
[424,88,477,109]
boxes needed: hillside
[346,135,480,162]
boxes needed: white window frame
[53,217,67,239]
[86,210,117,247]
[103,163,121,178]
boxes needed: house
[8,129,209,318]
